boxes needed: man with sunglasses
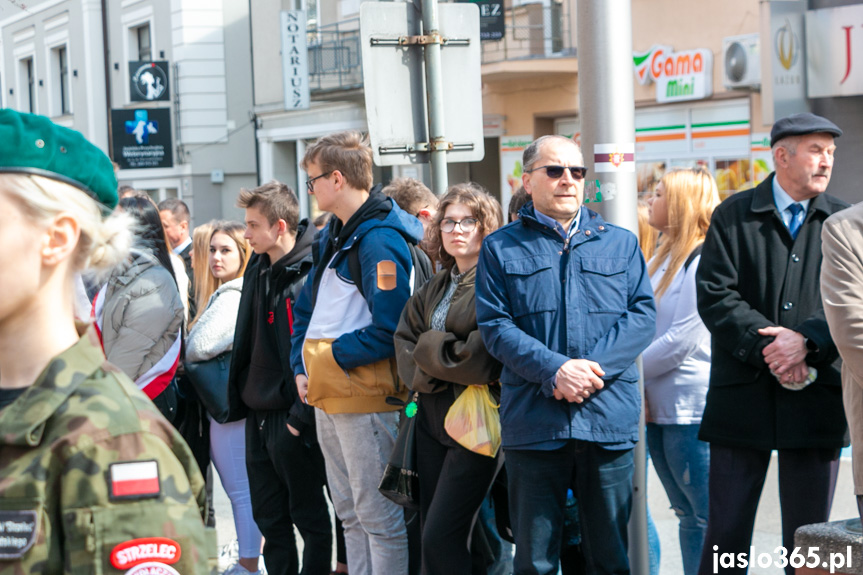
[476,134,656,574]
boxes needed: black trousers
[416,389,500,575]
[697,444,840,575]
[246,409,333,575]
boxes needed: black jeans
[246,409,333,575]
[696,444,840,575]
[416,389,501,575]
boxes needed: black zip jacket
[226,220,315,433]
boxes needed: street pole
[421,0,448,195]
[576,2,647,575]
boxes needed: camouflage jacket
[0,326,216,574]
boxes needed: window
[137,24,152,61]
[51,46,71,116]
[140,187,178,203]
[59,47,69,114]
[20,57,35,113]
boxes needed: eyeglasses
[306,171,333,193]
[524,165,588,180]
[440,217,479,233]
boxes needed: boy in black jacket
[227,181,336,575]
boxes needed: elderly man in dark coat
[695,113,849,575]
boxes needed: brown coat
[394,267,502,395]
[821,203,863,495]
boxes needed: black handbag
[379,392,420,509]
[184,351,231,423]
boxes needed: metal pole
[576,2,647,575]
[421,0,448,195]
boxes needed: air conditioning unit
[723,34,761,89]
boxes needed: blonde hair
[427,182,502,272]
[189,221,252,329]
[637,199,659,262]
[1,173,132,274]
[648,168,720,300]
[190,221,217,328]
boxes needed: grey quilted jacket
[101,248,184,382]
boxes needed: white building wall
[171,0,228,145]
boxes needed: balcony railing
[306,6,572,93]
[308,18,363,92]
[481,2,574,65]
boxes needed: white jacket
[185,278,243,363]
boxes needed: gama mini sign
[633,45,714,103]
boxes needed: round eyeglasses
[440,217,479,233]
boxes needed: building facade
[251,0,863,220]
[0,0,257,223]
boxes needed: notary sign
[281,10,310,110]
[806,4,863,98]
[111,108,173,170]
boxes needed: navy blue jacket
[475,204,656,449]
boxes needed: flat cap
[770,113,842,147]
[0,109,118,209]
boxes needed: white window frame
[15,54,37,114]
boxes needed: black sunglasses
[525,165,588,180]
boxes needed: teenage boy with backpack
[291,131,426,575]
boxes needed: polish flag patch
[108,461,161,501]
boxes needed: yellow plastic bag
[444,385,501,457]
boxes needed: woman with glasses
[643,168,720,575]
[394,183,503,575]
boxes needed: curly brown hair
[427,182,502,272]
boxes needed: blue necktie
[787,203,804,239]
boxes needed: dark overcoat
[696,173,849,450]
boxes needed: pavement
[212,451,858,574]
[647,451,857,575]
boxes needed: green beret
[0,109,118,209]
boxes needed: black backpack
[347,237,434,299]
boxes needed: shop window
[715,158,754,200]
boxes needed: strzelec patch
[108,460,161,501]
[0,510,38,559]
[111,537,181,569]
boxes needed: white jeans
[209,417,263,559]
[316,410,408,575]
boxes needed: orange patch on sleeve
[377,260,397,291]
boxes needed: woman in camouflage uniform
[0,109,215,574]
